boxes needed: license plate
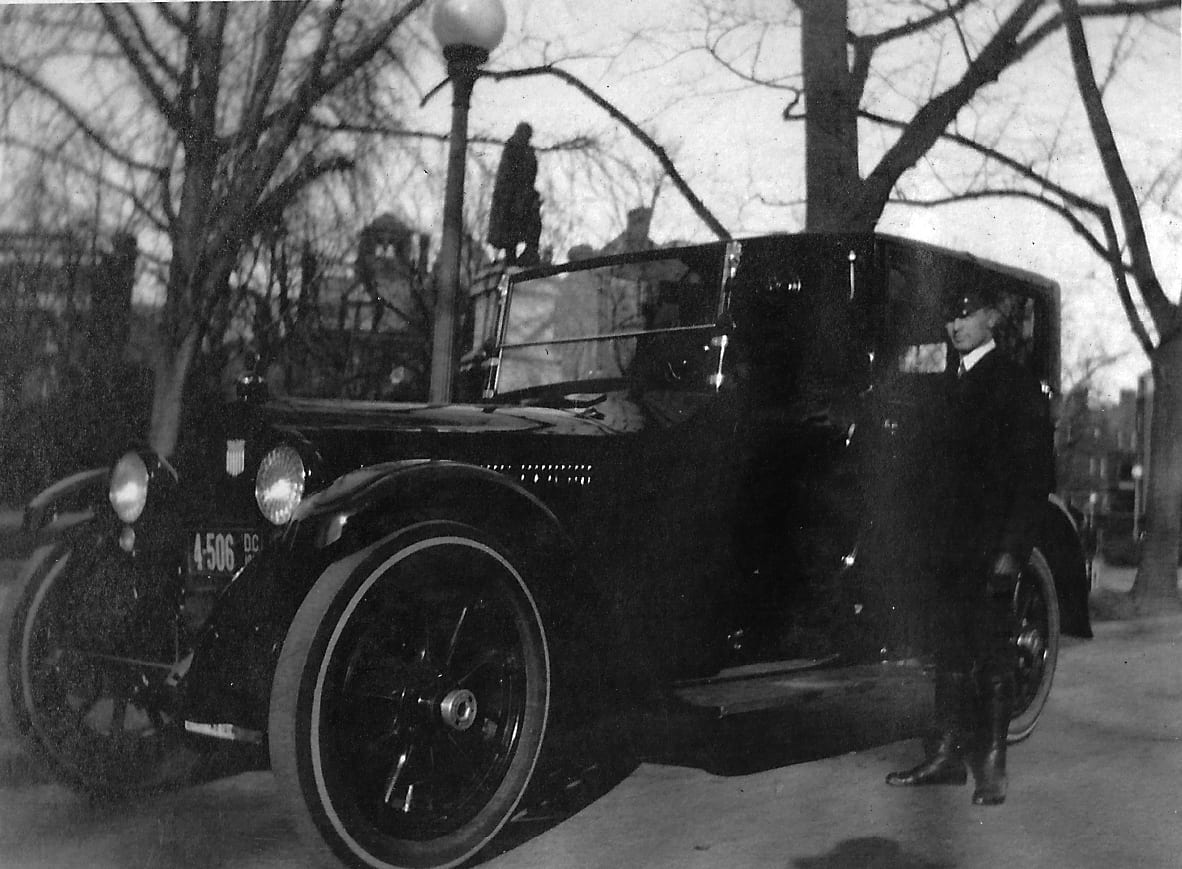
[188,530,261,577]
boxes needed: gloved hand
[987,552,1020,597]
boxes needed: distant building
[600,207,655,255]
[0,228,143,501]
[0,228,136,412]
[261,214,494,403]
[1056,385,1140,562]
[1056,386,1138,516]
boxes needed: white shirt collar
[959,339,996,374]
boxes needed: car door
[492,245,742,679]
[725,236,876,660]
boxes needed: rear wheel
[1008,547,1059,743]
[269,521,550,869]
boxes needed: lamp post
[428,0,506,404]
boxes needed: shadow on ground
[790,836,956,869]
[473,679,930,865]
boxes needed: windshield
[492,248,725,398]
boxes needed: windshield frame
[484,241,738,400]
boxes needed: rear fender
[1041,494,1092,638]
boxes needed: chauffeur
[886,284,1053,806]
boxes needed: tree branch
[1015,0,1179,61]
[855,0,975,48]
[99,5,184,133]
[226,1,424,233]
[0,134,168,233]
[308,117,598,152]
[123,4,183,87]
[0,58,163,174]
[863,106,1156,354]
[306,0,427,106]
[860,0,1046,214]
[1062,0,1176,339]
[859,0,1177,224]
[245,154,355,241]
[239,1,304,141]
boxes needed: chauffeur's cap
[944,285,999,320]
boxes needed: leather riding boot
[887,671,968,787]
[972,675,1013,805]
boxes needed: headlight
[109,451,149,523]
[255,445,305,525]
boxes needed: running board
[673,655,841,688]
[672,660,931,718]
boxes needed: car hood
[261,395,623,439]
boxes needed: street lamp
[428,0,506,404]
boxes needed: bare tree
[1061,0,1182,612]
[0,1,431,455]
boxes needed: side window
[734,249,871,407]
[884,259,950,379]
[881,248,1042,382]
[991,292,1038,370]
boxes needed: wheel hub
[439,688,477,731]
[1016,627,1045,663]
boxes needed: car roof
[516,232,1059,307]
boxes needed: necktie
[957,359,966,378]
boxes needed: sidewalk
[482,607,1182,869]
[1092,556,1136,593]
[1088,554,1182,624]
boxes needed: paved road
[1,555,1180,869]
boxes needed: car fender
[298,459,624,713]
[184,460,617,735]
[294,459,571,557]
[22,467,107,541]
[1041,494,1092,638]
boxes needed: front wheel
[1008,546,1060,743]
[269,521,551,869]
[0,536,201,794]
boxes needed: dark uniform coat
[943,348,1053,586]
[936,346,1054,674]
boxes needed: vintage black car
[2,232,1089,869]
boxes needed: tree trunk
[147,328,199,458]
[1130,334,1182,612]
[797,0,862,232]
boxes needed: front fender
[183,459,625,738]
[294,459,571,556]
[22,467,107,541]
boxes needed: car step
[672,660,931,718]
